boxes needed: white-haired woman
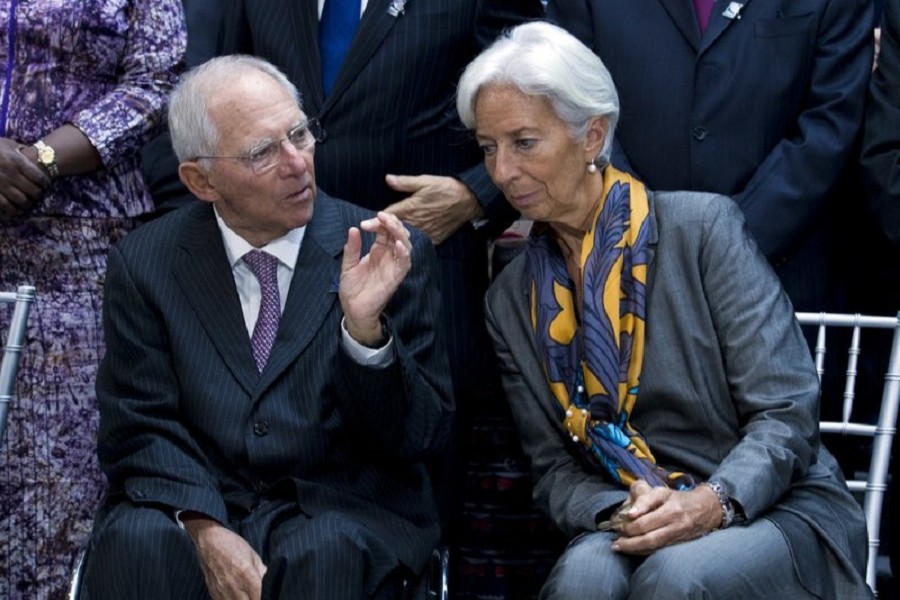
[459,21,871,599]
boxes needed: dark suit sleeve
[141,0,228,216]
[96,245,228,524]
[734,0,873,260]
[461,0,546,220]
[861,0,900,244]
[546,0,593,47]
[334,230,455,461]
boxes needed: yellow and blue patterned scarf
[527,166,694,490]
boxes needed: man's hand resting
[182,513,267,600]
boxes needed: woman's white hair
[456,21,619,165]
[168,55,303,165]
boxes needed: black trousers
[81,499,413,599]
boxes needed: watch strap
[33,140,59,178]
[701,480,736,529]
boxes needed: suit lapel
[658,0,702,52]
[289,0,325,115]
[644,192,659,293]
[255,194,345,393]
[174,204,260,396]
[700,0,755,53]
[320,0,400,116]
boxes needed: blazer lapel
[320,0,400,116]
[644,193,659,295]
[658,0,702,53]
[700,0,756,53]
[255,194,345,393]
[174,204,259,396]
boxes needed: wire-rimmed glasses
[196,118,325,175]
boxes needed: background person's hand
[384,174,483,245]
[609,480,723,555]
[0,137,50,220]
[340,211,412,346]
[183,514,267,600]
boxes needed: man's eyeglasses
[196,119,325,175]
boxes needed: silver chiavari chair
[796,311,900,597]
[0,285,35,447]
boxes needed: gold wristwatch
[32,140,59,178]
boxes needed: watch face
[38,147,54,163]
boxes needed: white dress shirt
[213,208,392,365]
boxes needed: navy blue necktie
[319,0,362,96]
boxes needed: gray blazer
[486,191,869,596]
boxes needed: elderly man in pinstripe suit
[81,55,453,600]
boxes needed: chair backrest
[796,311,900,596]
[0,285,35,447]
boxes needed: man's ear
[179,161,220,203]
[584,116,610,159]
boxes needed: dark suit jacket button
[252,421,269,437]
[692,126,708,141]
[253,481,270,494]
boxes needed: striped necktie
[243,250,281,372]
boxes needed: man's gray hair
[456,21,620,164]
[168,55,303,164]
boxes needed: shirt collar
[213,207,305,271]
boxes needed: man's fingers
[359,212,412,252]
[342,227,363,272]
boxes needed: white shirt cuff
[340,317,393,366]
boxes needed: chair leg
[68,548,86,600]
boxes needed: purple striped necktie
[243,250,281,372]
[694,0,716,34]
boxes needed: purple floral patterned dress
[0,1,185,597]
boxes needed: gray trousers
[540,518,815,600]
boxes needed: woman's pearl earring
[587,162,598,174]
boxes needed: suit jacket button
[252,421,269,437]
[692,126,708,141]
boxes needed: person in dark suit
[140,0,223,217]
[81,55,453,599]
[219,0,544,394]
[459,22,872,598]
[547,0,873,312]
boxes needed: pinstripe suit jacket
[94,193,454,572]
[220,0,544,389]
[486,192,870,597]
